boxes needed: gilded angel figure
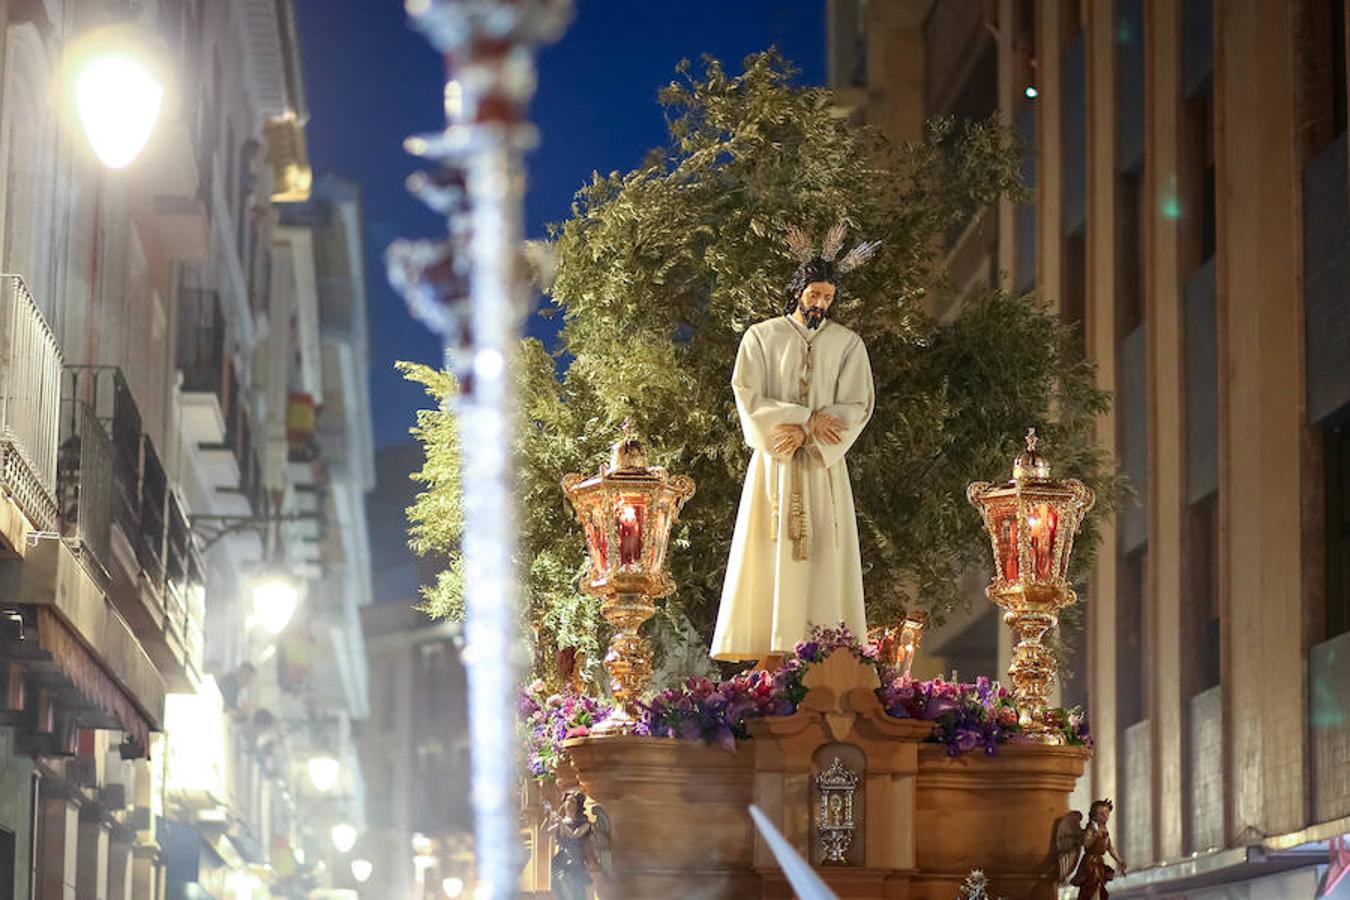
[1053,799,1126,900]
[547,788,612,900]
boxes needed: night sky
[294,0,826,449]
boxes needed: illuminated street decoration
[390,1,572,895]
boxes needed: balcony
[0,275,62,549]
[177,287,230,446]
[61,366,201,690]
[200,363,265,521]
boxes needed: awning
[35,606,154,751]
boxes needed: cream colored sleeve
[731,327,811,453]
[813,336,874,469]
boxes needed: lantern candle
[1028,504,1058,580]
[617,500,644,566]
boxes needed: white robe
[710,315,875,661]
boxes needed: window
[1062,229,1086,358]
[1327,424,1350,639]
[1012,0,1037,115]
[1184,493,1220,692]
[1117,545,1149,727]
[1116,167,1145,337]
[1183,85,1216,266]
[1303,0,1348,159]
[0,826,13,900]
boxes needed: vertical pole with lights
[389,2,571,896]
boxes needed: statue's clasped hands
[770,412,844,457]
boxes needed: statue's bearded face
[796,281,837,329]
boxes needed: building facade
[831,1,1350,896]
[358,444,470,900]
[0,1,373,897]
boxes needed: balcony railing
[164,491,205,677]
[57,400,114,581]
[64,366,144,546]
[0,275,62,531]
[138,435,168,586]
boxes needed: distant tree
[403,52,1119,684]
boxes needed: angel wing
[820,221,848,261]
[836,240,881,274]
[1051,810,1085,883]
[586,800,613,874]
[784,225,816,262]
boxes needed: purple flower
[795,640,821,662]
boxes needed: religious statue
[1054,799,1127,900]
[547,788,611,900]
[711,222,879,664]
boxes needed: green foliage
[404,52,1121,683]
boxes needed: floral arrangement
[519,680,613,779]
[520,625,1091,779]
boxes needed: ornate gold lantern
[561,428,695,732]
[967,429,1094,743]
[869,610,927,677]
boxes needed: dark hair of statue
[782,257,842,317]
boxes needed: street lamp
[351,859,373,883]
[66,25,165,169]
[251,571,300,635]
[441,876,464,898]
[331,823,358,854]
[306,755,340,792]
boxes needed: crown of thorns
[783,220,881,274]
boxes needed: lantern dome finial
[609,419,648,470]
[1013,427,1052,481]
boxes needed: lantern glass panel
[1027,502,1058,580]
[583,507,609,574]
[616,495,646,567]
[996,510,1019,580]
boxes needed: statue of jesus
[710,224,879,664]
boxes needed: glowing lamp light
[306,755,340,792]
[67,27,165,170]
[331,823,358,854]
[251,573,300,635]
[351,859,373,883]
[1025,85,1039,99]
[442,876,465,897]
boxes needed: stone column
[105,830,133,900]
[1084,0,1120,812]
[39,791,79,900]
[1143,0,1186,864]
[1036,0,1063,308]
[130,844,159,900]
[75,812,109,900]
[997,0,1019,287]
[1213,0,1309,842]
